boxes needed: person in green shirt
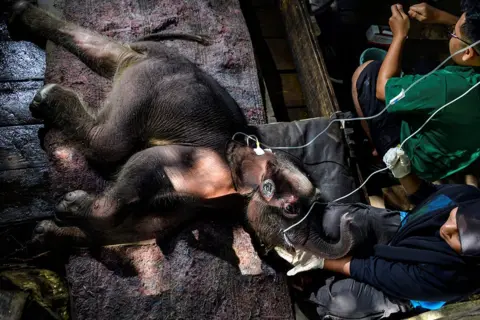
[352,1,480,181]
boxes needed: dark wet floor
[0,12,54,263]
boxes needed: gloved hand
[274,247,325,276]
[383,146,411,179]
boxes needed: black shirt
[350,181,480,302]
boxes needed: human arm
[376,4,410,101]
[276,251,453,301]
[399,173,423,196]
[274,247,352,276]
[408,3,459,25]
[383,147,439,205]
[323,256,352,276]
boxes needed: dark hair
[461,0,480,53]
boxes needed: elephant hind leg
[10,1,142,79]
[32,220,91,249]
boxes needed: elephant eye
[284,204,294,214]
[282,203,299,218]
[261,179,275,201]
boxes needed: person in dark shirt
[352,1,480,182]
[276,147,480,319]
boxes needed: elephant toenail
[35,225,45,233]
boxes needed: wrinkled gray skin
[9,1,363,259]
[249,202,401,259]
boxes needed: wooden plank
[265,38,295,70]
[0,125,47,170]
[241,0,290,121]
[281,73,305,107]
[0,167,54,225]
[0,42,46,81]
[0,81,43,126]
[287,107,308,121]
[255,8,286,38]
[278,0,339,117]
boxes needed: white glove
[383,146,411,179]
[274,247,325,276]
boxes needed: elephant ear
[233,147,269,195]
[227,144,275,195]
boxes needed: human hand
[383,146,411,179]
[389,4,410,40]
[274,247,325,276]
[408,2,444,24]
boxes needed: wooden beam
[280,73,305,107]
[277,1,370,204]
[278,0,339,117]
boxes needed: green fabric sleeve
[385,73,446,114]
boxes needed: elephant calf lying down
[9,1,397,260]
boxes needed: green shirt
[386,66,480,181]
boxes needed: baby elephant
[9,1,361,259]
